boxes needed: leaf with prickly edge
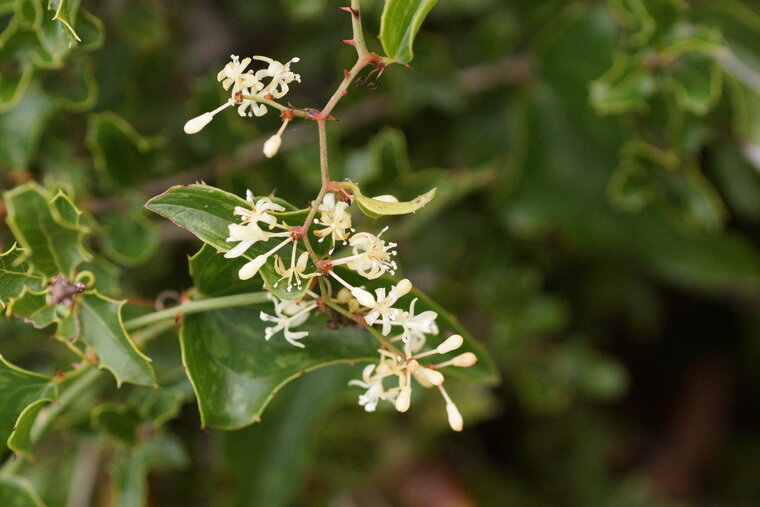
[73,292,156,387]
[6,288,58,329]
[146,184,313,301]
[0,356,56,449]
[92,404,142,445]
[7,398,53,458]
[50,0,82,42]
[0,245,45,309]
[0,477,44,507]
[3,183,90,278]
[348,183,437,217]
[380,0,439,64]
[86,111,152,188]
[0,81,56,170]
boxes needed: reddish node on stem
[326,181,345,193]
[341,90,348,96]
[234,90,244,104]
[56,370,65,379]
[264,93,274,101]
[281,109,295,121]
[339,6,359,18]
[316,259,333,275]
[289,225,306,241]
[342,39,356,46]
[343,68,351,79]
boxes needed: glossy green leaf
[73,292,156,387]
[0,245,44,309]
[189,244,265,298]
[6,288,57,329]
[350,183,437,217]
[380,0,439,64]
[146,184,309,300]
[0,477,44,507]
[3,183,90,278]
[0,356,55,448]
[92,404,142,445]
[7,398,53,457]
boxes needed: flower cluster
[221,188,478,430]
[183,54,301,157]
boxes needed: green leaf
[350,184,437,217]
[146,184,309,301]
[0,477,44,507]
[0,356,55,448]
[0,81,56,170]
[111,434,187,507]
[180,305,376,429]
[92,404,142,445]
[589,53,655,114]
[189,244,265,298]
[7,398,53,457]
[101,210,159,266]
[3,183,90,278]
[0,244,44,309]
[86,112,152,188]
[50,0,82,42]
[6,288,57,329]
[222,366,354,507]
[380,0,439,64]
[72,292,156,387]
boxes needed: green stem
[350,0,369,58]
[240,95,310,118]
[123,292,270,331]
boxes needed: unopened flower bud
[184,113,214,134]
[446,402,463,432]
[417,367,444,386]
[263,134,282,158]
[395,386,411,412]
[239,255,268,280]
[436,334,463,354]
[394,279,412,298]
[351,287,375,307]
[452,352,478,367]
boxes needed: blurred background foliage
[3,0,760,505]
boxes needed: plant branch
[124,292,270,331]
[350,0,369,58]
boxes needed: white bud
[452,352,478,367]
[417,367,444,386]
[446,402,463,432]
[238,255,268,280]
[371,194,399,203]
[436,334,464,354]
[394,279,412,298]
[263,134,282,158]
[183,112,214,134]
[395,386,411,412]
[351,287,375,307]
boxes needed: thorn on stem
[339,6,359,18]
[342,39,356,46]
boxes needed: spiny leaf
[7,398,53,458]
[0,356,55,449]
[0,244,44,309]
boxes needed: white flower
[253,56,301,99]
[236,90,269,117]
[233,190,286,229]
[217,55,262,95]
[314,200,353,249]
[331,227,397,279]
[225,222,279,259]
[351,279,412,336]
[273,245,319,292]
[392,298,439,354]
[347,350,406,412]
[259,296,317,348]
